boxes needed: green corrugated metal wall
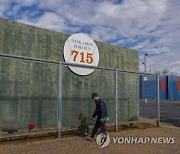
[0,18,139,129]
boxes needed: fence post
[57,62,62,138]
[115,68,118,131]
[157,74,160,127]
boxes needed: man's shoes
[86,136,94,141]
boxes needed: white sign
[144,77,148,81]
[64,33,99,75]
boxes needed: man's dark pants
[90,118,106,138]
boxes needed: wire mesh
[0,54,160,139]
[0,58,58,138]
[118,72,139,122]
[139,75,158,125]
[61,65,115,131]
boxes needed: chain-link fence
[61,65,116,133]
[58,62,160,138]
[139,75,159,126]
[0,54,59,139]
[118,72,139,122]
[0,53,160,140]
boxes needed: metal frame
[156,75,160,127]
[57,63,62,139]
[115,68,118,131]
[0,53,160,140]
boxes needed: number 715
[71,50,93,64]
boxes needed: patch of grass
[106,122,156,132]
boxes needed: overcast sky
[0,0,180,74]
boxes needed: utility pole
[149,68,151,73]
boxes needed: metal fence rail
[0,53,160,140]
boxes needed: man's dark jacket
[92,99,108,119]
